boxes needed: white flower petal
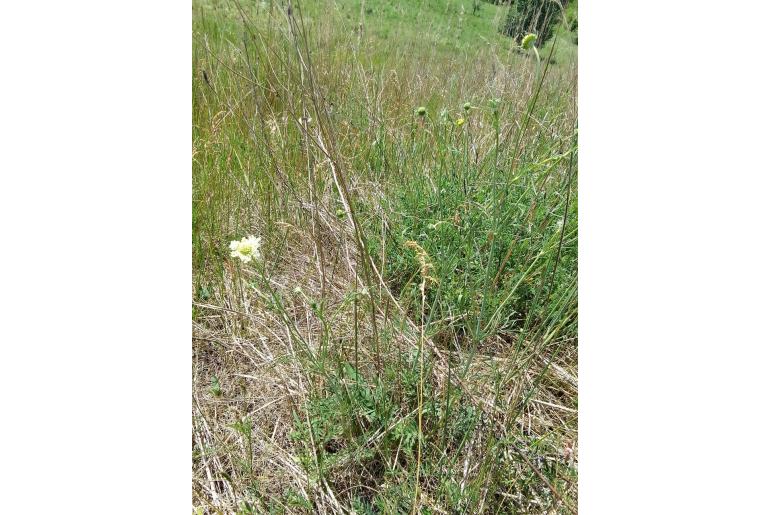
[228,234,262,263]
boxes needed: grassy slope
[318,0,513,52]
[193,1,577,513]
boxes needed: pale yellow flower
[229,235,262,263]
[456,117,466,127]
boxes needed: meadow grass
[193,1,577,512]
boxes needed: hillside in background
[196,0,577,62]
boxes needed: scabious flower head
[455,117,465,127]
[521,33,537,50]
[416,106,427,116]
[229,235,262,263]
[463,102,471,112]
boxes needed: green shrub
[500,0,564,45]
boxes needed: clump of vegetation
[288,354,484,512]
[376,103,576,348]
[193,0,577,512]
[500,0,565,45]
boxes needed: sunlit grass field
[193,0,577,512]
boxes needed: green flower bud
[521,33,537,50]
